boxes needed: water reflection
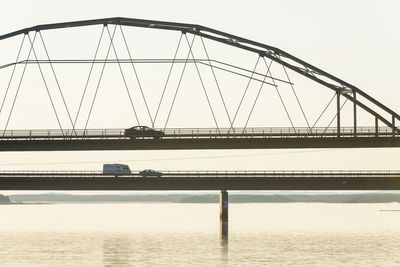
[2,229,400,265]
[100,220,230,266]
[103,236,131,266]
[220,221,229,264]
[2,203,400,265]
[220,220,228,244]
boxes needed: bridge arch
[0,17,398,135]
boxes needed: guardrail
[0,126,398,140]
[0,170,400,178]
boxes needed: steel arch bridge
[0,17,399,151]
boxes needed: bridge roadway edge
[2,176,400,190]
[0,137,399,151]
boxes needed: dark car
[139,169,163,177]
[124,126,165,139]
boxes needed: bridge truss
[0,17,398,145]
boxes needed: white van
[103,164,131,175]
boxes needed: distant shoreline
[6,193,400,204]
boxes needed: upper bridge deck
[0,127,399,151]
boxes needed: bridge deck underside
[0,137,399,151]
[2,175,400,190]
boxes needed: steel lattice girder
[0,17,398,130]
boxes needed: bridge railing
[0,126,398,139]
[157,170,400,178]
[0,170,400,178]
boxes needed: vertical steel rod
[353,90,357,137]
[375,117,379,137]
[393,115,396,138]
[337,91,340,137]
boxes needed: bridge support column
[220,190,228,242]
[220,190,228,220]
[337,91,341,137]
[375,117,379,137]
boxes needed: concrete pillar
[220,190,228,220]
[219,190,228,243]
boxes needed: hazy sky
[0,0,399,177]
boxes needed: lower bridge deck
[1,137,400,151]
[1,171,400,190]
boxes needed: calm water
[1,203,400,266]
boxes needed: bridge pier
[219,190,228,242]
[220,190,228,220]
